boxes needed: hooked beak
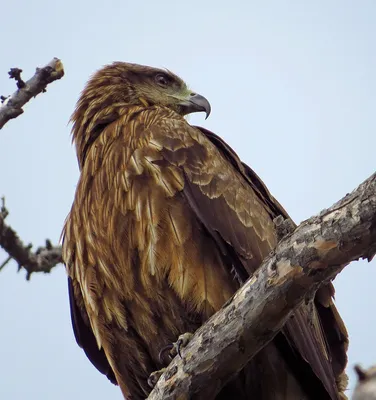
[177,93,211,119]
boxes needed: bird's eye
[155,74,169,87]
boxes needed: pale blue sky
[0,1,375,399]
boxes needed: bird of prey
[62,62,348,400]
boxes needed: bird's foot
[171,332,193,358]
[273,215,295,241]
[159,332,193,362]
[147,368,166,388]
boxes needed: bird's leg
[273,215,295,241]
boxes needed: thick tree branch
[0,199,62,279]
[148,172,376,400]
[353,365,376,400]
[0,58,64,129]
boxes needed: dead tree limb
[0,198,62,279]
[353,365,376,400]
[148,172,376,400]
[0,58,64,129]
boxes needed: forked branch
[0,198,62,279]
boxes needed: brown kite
[62,62,348,399]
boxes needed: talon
[158,343,174,363]
[148,368,166,388]
[169,332,193,359]
[176,337,184,358]
[158,332,194,364]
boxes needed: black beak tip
[205,106,211,120]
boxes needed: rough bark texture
[147,172,376,400]
[0,200,62,279]
[0,58,64,129]
[353,365,376,400]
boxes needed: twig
[148,172,376,400]
[8,68,25,89]
[0,199,62,279]
[0,255,12,271]
[0,58,64,129]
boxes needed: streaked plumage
[62,62,348,399]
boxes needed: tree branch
[0,198,62,279]
[148,172,376,400]
[353,365,376,400]
[0,58,64,129]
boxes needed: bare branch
[0,198,62,279]
[148,172,376,400]
[353,365,376,400]
[0,58,64,129]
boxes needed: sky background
[0,1,375,399]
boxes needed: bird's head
[71,62,211,168]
